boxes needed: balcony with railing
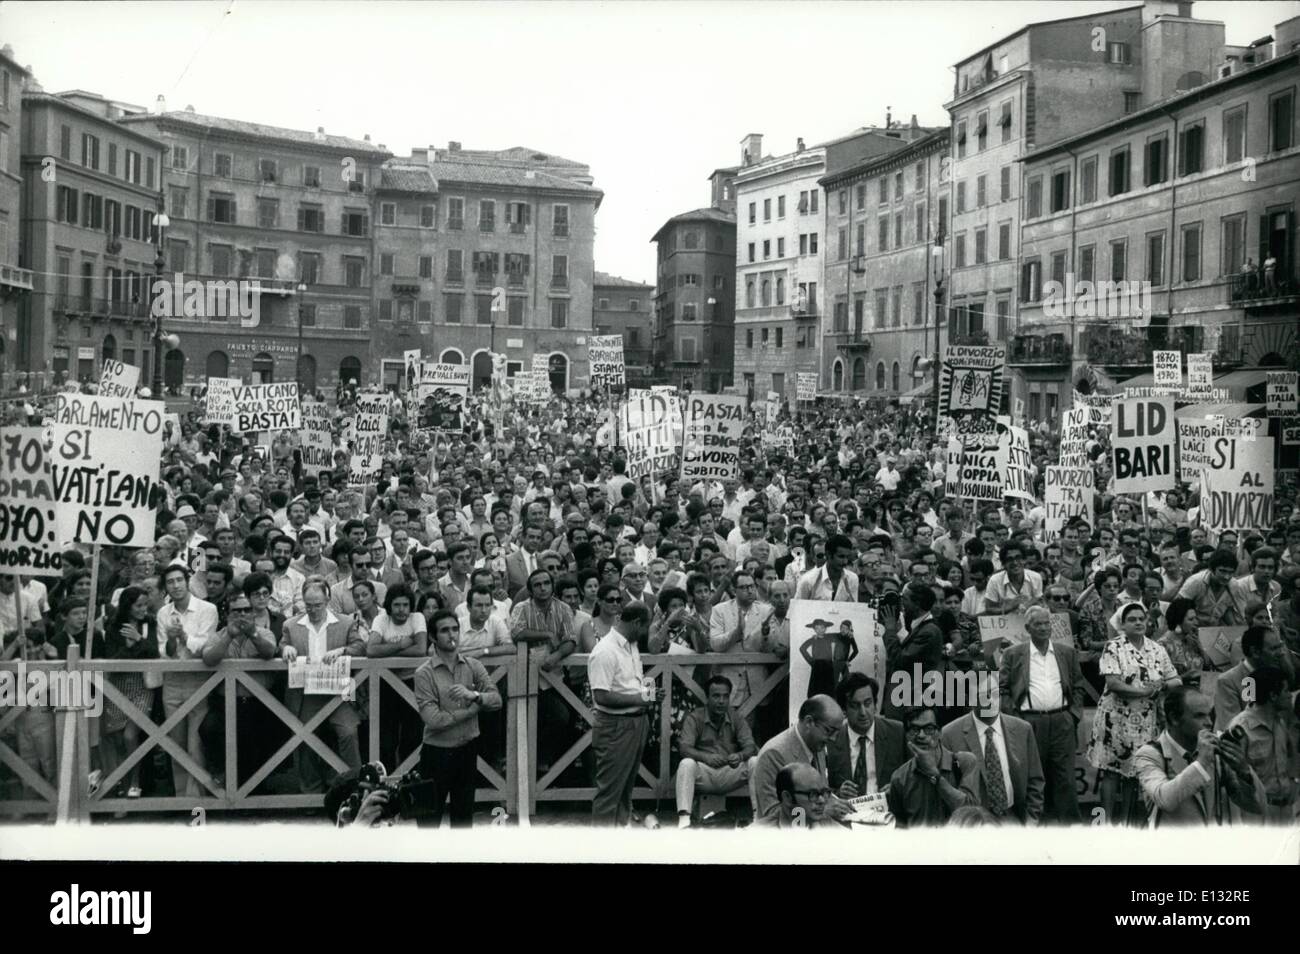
[0,263,34,294]
[792,297,818,319]
[1081,328,1153,367]
[59,296,150,320]
[832,329,872,351]
[1009,333,1072,366]
[1229,268,1296,304]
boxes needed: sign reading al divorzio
[50,393,164,547]
[1200,435,1274,532]
[938,344,1006,438]
[588,335,626,390]
[680,394,745,482]
[232,382,301,433]
[1110,397,1175,493]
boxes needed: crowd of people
[2,378,1298,832]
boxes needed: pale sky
[3,0,1295,283]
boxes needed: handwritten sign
[1050,613,1074,647]
[98,360,140,400]
[1185,353,1213,398]
[50,394,164,547]
[680,394,746,482]
[1073,389,1114,427]
[797,373,818,402]
[1266,371,1298,417]
[945,436,1002,501]
[1199,435,1273,531]
[349,394,387,485]
[0,426,62,574]
[1058,405,1089,468]
[939,345,1006,437]
[978,614,1028,655]
[403,349,422,394]
[300,401,334,478]
[588,335,626,390]
[998,424,1033,500]
[620,389,678,479]
[232,382,300,433]
[204,377,239,426]
[1111,397,1175,493]
[1043,465,1095,541]
[1197,626,1245,669]
[1153,350,1181,388]
[531,354,550,404]
[417,363,470,435]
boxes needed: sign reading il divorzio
[50,394,164,547]
[939,345,1006,437]
[232,382,301,433]
[680,394,745,482]
[588,335,626,390]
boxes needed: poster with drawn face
[787,599,881,726]
[938,344,1006,438]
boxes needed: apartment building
[0,47,33,386]
[1015,24,1299,420]
[593,272,654,387]
[820,127,949,396]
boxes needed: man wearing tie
[940,689,1045,824]
[826,673,906,804]
[999,604,1085,824]
[505,523,545,596]
[751,695,854,826]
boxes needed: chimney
[363,133,371,141]
[740,133,763,166]
[795,137,805,153]
[411,147,428,163]
[911,114,918,130]
[448,141,461,153]
[155,94,167,114]
[314,126,326,141]
[885,106,892,128]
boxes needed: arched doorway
[297,354,317,394]
[832,359,844,391]
[339,356,362,387]
[163,349,185,392]
[206,350,229,379]
[252,352,275,384]
[891,361,900,391]
[911,355,922,379]
[471,351,492,391]
[548,353,568,393]
[440,349,465,365]
[851,357,866,391]
[102,334,117,363]
[875,361,886,390]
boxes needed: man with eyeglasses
[774,762,833,828]
[199,594,277,788]
[752,695,854,826]
[1105,528,1148,572]
[328,544,388,616]
[885,706,980,828]
[983,543,1044,615]
[620,562,653,606]
[710,570,778,715]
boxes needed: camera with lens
[1217,724,1247,746]
[339,762,439,824]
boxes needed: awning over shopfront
[1112,367,1272,402]
[1173,402,1265,419]
[898,377,935,404]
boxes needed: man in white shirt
[455,585,514,657]
[588,602,655,825]
[709,570,777,713]
[1228,547,1281,618]
[268,536,306,618]
[873,457,902,492]
[961,559,995,616]
[794,534,859,602]
[941,694,1045,824]
[983,543,1044,614]
[827,673,905,804]
[157,564,220,799]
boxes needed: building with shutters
[1013,13,1299,420]
[593,272,654,387]
[0,48,33,388]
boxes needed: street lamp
[296,282,308,392]
[150,210,174,396]
[929,235,946,407]
[706,297,717,392]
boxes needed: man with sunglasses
[885,706,980,828]
[510,568,577,770]
[752,695,854,827]
[199,594,277,788]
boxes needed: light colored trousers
[163,673,210,798]
[675,756,758,813]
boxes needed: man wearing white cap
[873,457,901,492]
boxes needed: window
[746,279,756,308]
[849,297,861,333]
[681,338,698,362]
[749,202,757,224]
[957,180,967,214]
[761,280,771,306]
[800,234,808,255]
[344,257,365,288]
[953,231,966,268]
[1108,147,1130,196]
[915,203,926,241]
[747,243,755,263]
[420,204,437,228]
[683,231,699,250]
[810,233,818,254]
[475,295,492,325]
[1223,106,1247,164]
[798,191,808,214]
[380,253,394,276]
[1050,169,1070,212]
[448,197,465,230]
[855,224,865,257]
[298,303,317,328]
[747,329,754,349]
[1181,223,1201,282]
[776,277,785,304]
[976,174,987,208]
[380,202,396,226]
[777,195,785,218]
[1080,156,1098,203]
[342,209,369,236]
[1221,213,1246,276]
[630,299,641,311]
[125,205,142,240]
[1146,232,1166,286]
[763,198,771,222]
[82,193,103,229]
[300,252,320,284]
[1025,177,1041,217]
[1178,123,1204,176]
[847,183,861,211]
[914,284,925,325]
[976,110,988,152]
[81,134,100,170]
[419,255,432,279]
[998,222,1011,260]
[763,239,771,260]
[210,244,232,277]
[257,199,279,229]
[1269,90,1294,152]
[59,125,71,161]
[445,294,463,324]
[550,300,568,328]
[479,200,495,232]
[877,218,888,253]
[419,300,433,323]
[104,199,122,237]
[303,165,321,188]
[597,297,610,310]
[1108,42,1131,65]
[472,251,500,283]
[507,202,530,231]
[1110,239,1127,281]
[915,161,925,191]
[379,300,394,322]
[937,197,948,237]
[255,248,276,278]
[551,255,568,288]
[777,237,785,257]
[1020,258,1041,302]
[956,121,967,159]
[810,191,818,213]
[507,297,524,326]
[56,186,78,224]
[207,192,236,224]
[996,298,1010,338]
[891,286,902,327]
[213,153,232,178]
[1051,250,1067,286]
[775,328,783,349]
[974,228,987,264]
[446,249,463,282]
[259,159,277,183]
[894,212,903,248]
[1124,91,1141,114]
[879,178,888,204]
[1144,136,1168,186]
[171,146,189,171]
[1000,100,1013,143]
[298,204,324,232]
[761,328,769,347]
[1079,244,1095,284]
[168,239,189,273]
[895,172,904,198]
[839,190,847,215]
[552,204,569,236]
[1000,166,1011,202]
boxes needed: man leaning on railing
[199,593,277,790]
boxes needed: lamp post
[150,210,174,396]
[706,296,717,392]
[296,282,308,392]
[929,235,946,410]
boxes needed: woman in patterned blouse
[1158,597,1206,689]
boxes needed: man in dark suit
[505,522,545,597]
[881,583,945,719]
[827,672,906,803]
[941,695,1045,824]
[999,605,1086,824]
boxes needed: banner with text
[0,426,62,574]
[1153,350,1181,388]
[417,363,470,435]
[938,344,1006,437]
[1185,353,1214,399]
[300,401,334,478]
[797,372,818,402]
[348,394,388,484]
[1059,405,1090,468]
[1073,389,1114,427]
[680,394,746,482]
[204,377,240,426]
[1043,465,1095,542]
[588,335,626,390]
[1111,396,1176,493]
[1199,434,1274,532]
[620,389,678,479]
[98,360,140,400]
[232,382,301,433]
[1267,371,1298,417]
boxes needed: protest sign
[1177,417,1225,483]
[620,389,677,479]
[764,390,780,425]
[49,393,164,547]
[232,382,301,433]
[1073,389,1114,427]
[1110,396,1175,493]
[680,394,745,482]
[1043,465,1095,542]
[1197,626,1245,669]
[1199,434,1274,531]
[349,393,388,484]
[938,344,1006,437]
[650,384,685,445]
[788,600,881,723]
[204,377,239,426]
[300,401,334,478]
[588,335,626,390]
[1185,353,1213,398]
[1284,421,1300,446]
[1050,613,1074,648]
[417,363,470,434]
[944,436,1002,501]
[997,424,1033,500]
[762,422,796,453]
[531,354,550,404]
[403,349,421,394]
[1266,371,1298,417]
[1153,350,1181,388]
[978,614,1028,655]
[0,426,62,574]
[1059,405,1090,468]
[98,360,140,400]
[797,372,818,402]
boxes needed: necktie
[985,726,1008,815]
[854,735,867,795]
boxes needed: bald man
[751,694,854,826]
[775,762,830,828]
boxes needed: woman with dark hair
[101,586,160,798]
[1087,601,1181,826]
[1159,597,1206,689]
[597,557,623,590]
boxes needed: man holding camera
[1134,686,1266,826]
[413,609,503,828]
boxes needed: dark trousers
[591,711,648,826]
[198,695,273,790]
[416,742,478,828]
[1024,710,1082,824]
